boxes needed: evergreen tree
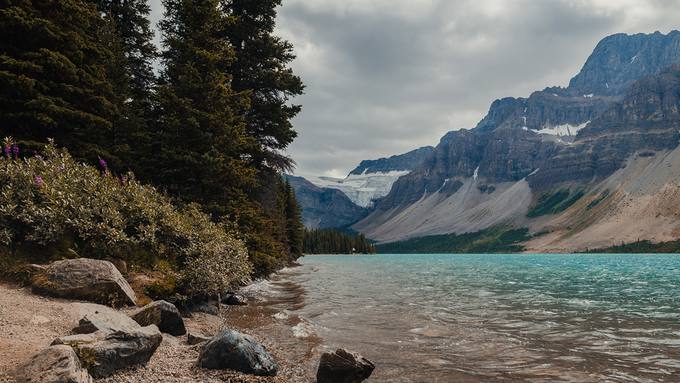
[221,0,304,172]
[284,179,303,256]
[153,0,255,218]
[89,0,157,171]
[0,0,118,160]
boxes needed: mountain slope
[355,31,680,249]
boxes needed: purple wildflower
[3,146,10,158]
[35,175,44,187]
[98,157,107,169]
[11,145,19,157]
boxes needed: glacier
[308,170,410,208]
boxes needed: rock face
[16,345,93,383]
[198,330,278,376]
[316,348,375,383]
[348,146,434,176]
[286,175,368,229]
[130,300,186,336]
[32,258,136,307]
[53,304,162,378]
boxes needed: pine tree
[220,0,304,172]
[284,179,303,256]
[0,0,118,160]
[89,0,157,171]
[154,0,255,218]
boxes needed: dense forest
[376,227,531,254]
[303,229,376,254]
[0,0,305,278]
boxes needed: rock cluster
[199,330,278,376]
[316,348,375,383]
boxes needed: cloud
[149,0,680,178]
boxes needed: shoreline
[0,268,322,382]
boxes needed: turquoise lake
[269,254,680,382]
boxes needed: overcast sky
[149,0,680,178]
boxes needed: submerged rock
[16,345,93,383]
[198,330,278,376]
[131,300,186,336]
[53,305,162,378]
[32,258,136,307]
[316,348,375,383]
[222,292,248,306]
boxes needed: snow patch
[532,121,589,137]
[308,170,410,207]
[583,94,594,98]
[473,166,479,181]
[630,55,637,63]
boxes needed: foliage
[376,227,531,254]
[0,0,118,162]
[527,189,584,218]
[0,140,251,297]
[586,190,610,209]
[303,229,376,255]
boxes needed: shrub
[0,138,251,298]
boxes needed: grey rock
[15,345,93,383]
[32,258,136,307]
[316,348,375,383]
[130,300,186,336]
[53,306,162,378]
[187,332,211,345]
[222,293,247,306]
[198,330,278,376]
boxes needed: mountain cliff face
[354,31,680,249]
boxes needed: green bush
[0,138,251,298]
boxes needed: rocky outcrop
[53,304,162,378]
[287,175,368,229]
[130,300,186,336]
[32,258,136,307]
[198,330,278,376]
[16,345,93,383]
[316,348,375,383]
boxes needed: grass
[527,189,584,217]
[375,226,532,254]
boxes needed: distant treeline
[584,239,680,253]
[376,227,531,253]
[303,229,376,254]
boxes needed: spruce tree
[90,0,157,171]
[221,0,304,172]
[154,0,255,218]
[0,0,118,160]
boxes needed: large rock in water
[198,330,278,376]
[32,258,136,307]
[316,348,375,383]
[130,300,186,336]
[52,304,162,378]
[16,345,93,383]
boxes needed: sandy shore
[0,281,320,382]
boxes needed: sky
[149,0,680,178]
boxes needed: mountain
[304,146,434,208]
[353,31,680,251]
[286,175,368,229]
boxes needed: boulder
[130,300,186,336]
[198,330,278,376]
[316,348,375,383]
[222,292,248,306]
[187,332,211,345]
[32,258,136,307]
[53,304,162,378]
[16,345,93,383]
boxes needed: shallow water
[265,254,680,382]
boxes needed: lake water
[263,254,680,382]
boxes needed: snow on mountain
[533,121,589,137]
[308,170,410,208]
